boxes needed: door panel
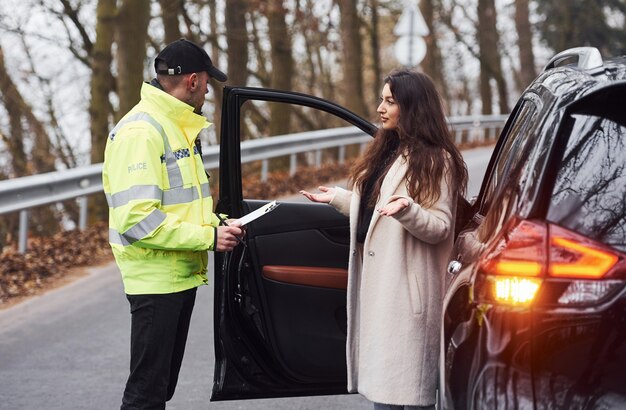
[262,266,348,290]
[244,200,349,380]
[212,87,376,401]
[212,201,350,400]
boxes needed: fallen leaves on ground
[0,222,111,305]
[243,162,351,199]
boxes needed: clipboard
[233,200,280,226]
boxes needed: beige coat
[330,154,454,406]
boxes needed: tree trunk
[267,0,294,136]
[315,11,335,102]
[420,0,448,103]
[226,0,249,86]
[207,0,224,144]
[298,0,318,95]
[25,106,55,174]
[478,65,493,115]
[266,0,294,171]
[160,0,182,44]
[0,46,28,177]
[477,0,509,114]
[115,0,151,117]
[515,0,537,89]
[0,45,54,175]
[369,0,382,108]
[249,10,271,87]
[89,0,117,222]
[90,0,116,165]
[337,0,368,118]
[494,71,509,114]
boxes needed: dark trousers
[121,287,197,410]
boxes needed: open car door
[211,87,377,401]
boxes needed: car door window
[472,93,560,244]
[480,94,542,215]
[239,100,366,198]
[547,113,626,252]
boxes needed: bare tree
[115,0,151,116]
[207,0,225,143]
[249,7,271,87]
[337,0,368,118]
[160,0,183,44]
[0,46,28,178]
[59,0,94,64]
[0,44,61,237]
[89,0,117,222]
[90,0,116,165]
[368,0,382,107]
[294,0,317,95]
[0,47,55,175]
[477,0,509,114]
[226,0,250,86]
[420,0,448,102]
[267,0,294,136]
[515,0,536,89]
[310,1,336,102]
[535,0,626,58]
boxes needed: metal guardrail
[0,114,507,252]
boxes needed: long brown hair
[351,70,467,207]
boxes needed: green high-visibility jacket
[102,82,221,295]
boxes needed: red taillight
[478,219,621,306]
[479,219,547,305]
[481,220,547,278]
[549,225,619,279]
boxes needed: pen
[216,213,229,226]
[216,214,245,245]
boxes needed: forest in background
[0,0,625,246]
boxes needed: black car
[441,47,626,409]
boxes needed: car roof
[528,50,626,109]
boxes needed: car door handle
[447,260,462,275]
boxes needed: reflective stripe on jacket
[102,82,221,295]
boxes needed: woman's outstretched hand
[300,186,335,204]
[378,197,410,216]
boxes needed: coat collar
[139,82,211,146]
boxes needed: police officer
[102,38,243,409]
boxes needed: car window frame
[217,86,378,212]
[476,91,544,216]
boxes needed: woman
[301,70,467,409]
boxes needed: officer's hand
[216,225,244,252]
[226,219,247,237]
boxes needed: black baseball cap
[155,38,228,82]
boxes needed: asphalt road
[461,145,493,199]
[0,145,493,410]
[0,258,370,410]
